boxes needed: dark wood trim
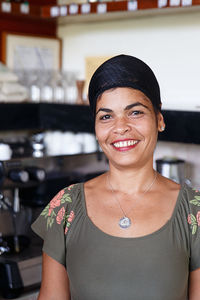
[1,31,6,64]
[0,0,57,5]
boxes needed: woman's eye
[100,114,111,120]
[130,110,144,116]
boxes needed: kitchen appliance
[0,245,42,299]
[0,194,42,299]
[156,157,185,184]
[0,152,107,298]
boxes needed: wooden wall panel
[27,0,57,5]
[0,0,57,5]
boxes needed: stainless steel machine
[0,152,107,299]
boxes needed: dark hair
[88,54,162,118]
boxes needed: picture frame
[1,32,62,70]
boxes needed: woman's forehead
[96,87,152,108]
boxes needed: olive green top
[32,183,200,300]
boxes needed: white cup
[82,133,97,153]
[44,131,61,155]
[0,143,12,160]
[63,132,82,154]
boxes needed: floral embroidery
[192,188,200,193]
[65,211,75,234]
[68,210,75,222]
[196,211,200,226]
[40,186,75,231]
[48,190,65,216]
[187,213,198,235]
[56,207,66,224]
[188,194,200,234]
[67,184,74,191]
[189,195,200,207]
[187,214,192,225]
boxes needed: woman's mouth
[111,139,139,151]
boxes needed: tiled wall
[154,141,200,189]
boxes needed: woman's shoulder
[84,173,107,198]
[158,177,200,228]
[48,183,82,209]
[180,183,200,235]
[31,183,83,237]
[180,183,200,204]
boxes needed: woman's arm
[189,268,200,300]
[38,252,70,300]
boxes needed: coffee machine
[0,152,107,299]
[0,155,51,299]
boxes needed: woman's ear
[157,112,165,132]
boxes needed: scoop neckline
[80,181,186,241]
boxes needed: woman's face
[95,87,164,170]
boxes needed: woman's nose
[113,118,131,135]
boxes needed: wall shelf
[0,0,200,24]
[0,103,93,132]
[159,110,200,144]
[0,103,199,144]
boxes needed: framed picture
[1,32,62,70]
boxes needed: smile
[112,139,139,151]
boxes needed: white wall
[58,10,200,111]
[58,10,200,187]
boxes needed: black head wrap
[88,54,161,118]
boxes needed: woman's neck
[107,162,156,195]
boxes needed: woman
[32,55,200,300]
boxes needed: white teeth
[113,140,138,148]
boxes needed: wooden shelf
[0,0,200,24]
[57,4,200,24]
[0,1,41,19]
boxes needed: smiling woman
[94,88,162,170]
[32,55,200,300]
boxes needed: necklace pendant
[119,216,131,229]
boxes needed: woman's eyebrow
[96,108,112,115]
[125,102,150,111]
[96,102,150,115]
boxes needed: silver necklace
[107,171,157,229]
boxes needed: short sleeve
[187,188,200,271]
[31,185,75,267]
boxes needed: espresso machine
[0,156,50,299]
[0,152,107,299]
